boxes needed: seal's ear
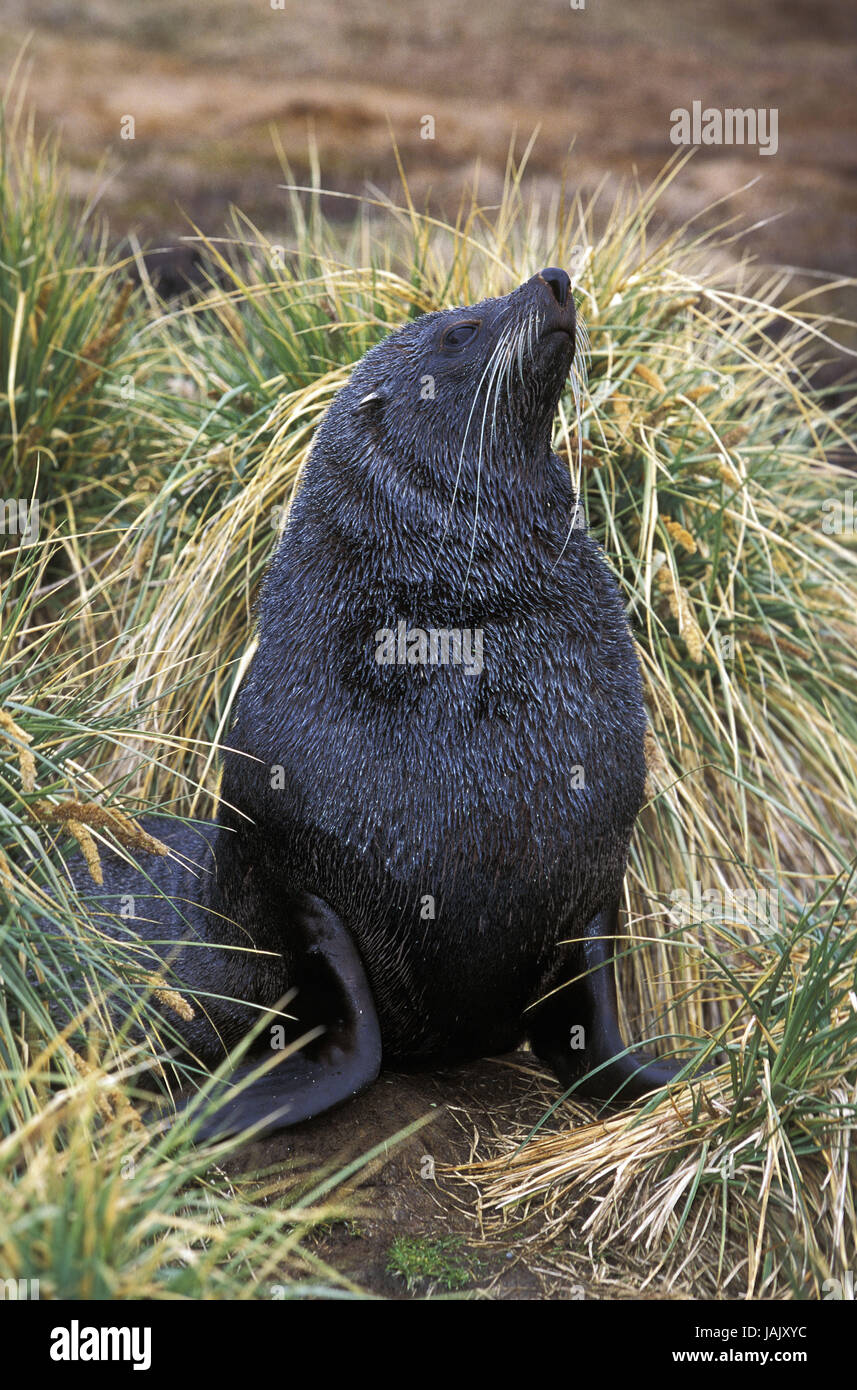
[355,387,388,415]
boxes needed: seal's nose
[539,267,571,308]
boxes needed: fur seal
[77,266,690,1137]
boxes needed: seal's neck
[291,433,584,617]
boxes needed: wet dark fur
[73,270,681,1131]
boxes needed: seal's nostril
[539,267,571,308]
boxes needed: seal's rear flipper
[528,901,692,1106]
[179,894,382,1141]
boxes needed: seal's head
[338,268,578,496]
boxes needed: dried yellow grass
[451,1060,855,1299]
[32,798,169,857]
[0,708,36,791]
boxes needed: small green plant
[386,1235,478,1293]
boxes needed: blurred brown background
[1,0,854,297]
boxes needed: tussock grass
[1,96,855,1297]
[456,882,857,1297]
[0,83,146,520]
[0,1038,366,1300]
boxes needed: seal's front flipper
[182,894,382,1141]
[528,901,686,1106]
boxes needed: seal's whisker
[489,326,515,448]
[550,356,586,574]
[462,327,515,598]
[575,313,592,379]
[484,331,514,460]
[515,317,528,385]
[438,333,509,558]
[516,308,541,409]
[492,329,517,453]
[494,337,515,451]
[571,364,584,482]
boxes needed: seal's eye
[440,320,481,352]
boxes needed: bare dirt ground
[228,1052,686,1300]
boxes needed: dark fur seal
[78,266,689,1137]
